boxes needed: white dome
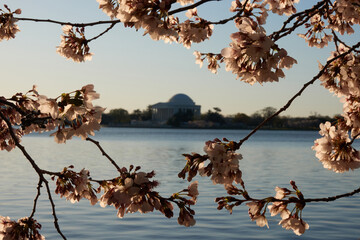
[168,94,195,105]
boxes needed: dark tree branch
[168,0,223,15]
[237,40,360,148]
[44,180,67,240]
[29,179,43,219]
[14,17,120,27]
[231,186,360,206]
[0,110,67,240]
[208,0,249,25]
[88,22,117,42]
[270,0,328,41]
[0,98,27,116]
[304,186,360,203]
[86,137,122,173]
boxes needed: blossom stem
[168,0,222,15]
[303,186,360,203]
[0,98,27,116]
[207,0,250,25]
[44,179,67,240]
[88,22,117,42]
[14,17,120,27]
[237,40,360,149]
[29,179,43,219]
[86,137,122,173]
[271,0,328,41]
[0,110,67,239]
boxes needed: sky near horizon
[1,0,356,117]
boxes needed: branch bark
[86,137,122,173]
[237,40,360,148]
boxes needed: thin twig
[237,40,360,148]
[15,17,120,27]
[86,137,122,173]
[349,132,360,145]
[243,186,360,205]
[270,0,328,41]
[44,180,67,240]
[0,98,27,116]
[0,110,67,240]
[29,179,43,219]
[208,0,249,25]
[304,186,360,203]
[168,0,222,15]
[88,22,117,42]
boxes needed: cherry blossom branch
[331,30,360,54]
[86,137,122,173]
[237,40,360,148]
[0,98,27,116]
[303,186,360,203]
[14,17,120,27]
[0,110,67,239]
[208,0,250,25]
[270,0,328,41]
[242,185,360,204]
[44,180,67,240]
[168,0,222,15]
[29,179,42,219]
[88,22,117,42]
[349,132,360,145]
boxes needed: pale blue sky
[1,0,354,117]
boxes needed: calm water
[0,128,359,239]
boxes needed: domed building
[151,94,201,122]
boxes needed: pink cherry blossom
[279,214,309,236]
[202,140,243,185]
[37,95,59,119]
[312,121,360,173]
[0,216,45,240]
[0,6,21,41]
[97,0,119,19]
[56,25,93,62]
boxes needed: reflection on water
[0,128,359,239]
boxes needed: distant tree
[107,108,130,124]
[260,106,277,119]
[130,109,142,121]
[233,113,251,125]
[141,105,153,121]
[250,106,285,128]
[213,107,222,113]
[201,108,225,125]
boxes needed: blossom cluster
[99,166,161,218]
[0,216,45,240]
[179,138,243,187]
[216,181,309,236]
[98,165,199,226]
[314,45,360,172]
[312,121,360,173]
[297,1,360,48]
[0,106,22,151]
[56,25,93,62]
[264,0,299,16]
[0,5,21,42]
[220,17,297,84]
[195,1,297,84]
[0,84,104,149]
[54,166,98,205]
[52,164,199,227]
[96,0,213,48]
[298,14,333,48]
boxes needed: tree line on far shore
[101,106,338,130]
